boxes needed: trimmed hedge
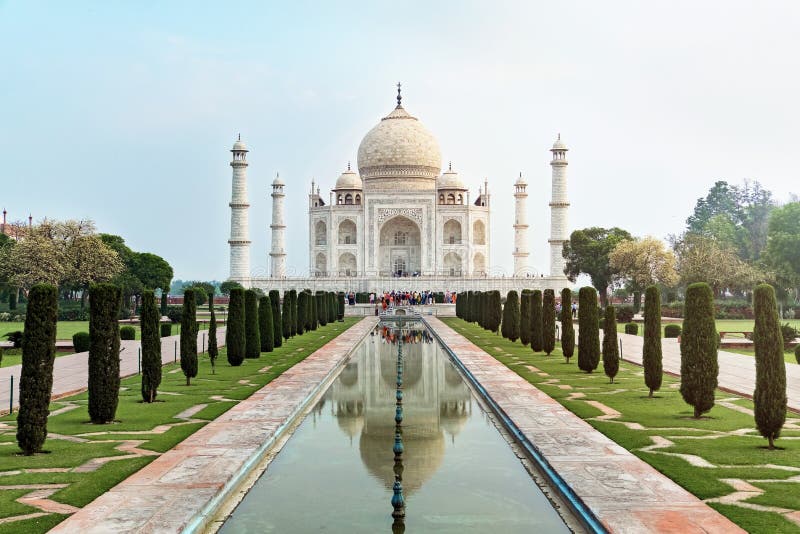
[120,326,136,340]
[624,323,638,335]
[680,283,718,418]
[602,305,619,383]
[501,290,520,342]
[530,290,543,352]
[160,323,172,337]
[72,331,90,353]
[487,290,502,334]
[615,305,635,323]
[226,288,246,366]
[259,295,274,353]
[244,289,261,358]
[281,291,292,340]
[520,290,532,346]
[140,290,161,403]
[88,283,121,424]
[542,289,556,356]
[643,285,663,397]
[269,290,282,348]
[208,300,218,371]
[560,288,575,364]
[753,284,786,449]
[578,287,600,373]
[664,324,681,338]
[180,288,198,385]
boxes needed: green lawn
[0,318,358,534]
[724,347,799,365]
[617,319,800,338]
[443,318,800,534]
[0,322,146,342]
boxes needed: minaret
[549,134,570,277]
[513,172,529,276]
[270,173,287,277]
[228,135,251,282]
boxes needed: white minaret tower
[512,172,529,276]
[270,173,287,277]
[228,135,251,283]
[548,134,570,277]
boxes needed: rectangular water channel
[219,320,571,533]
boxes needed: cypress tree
[456,292,463,318]
[643,285,662,397]
[309,291,318,330]
[160,290,168,317]
[269,290,282,348]
[296,291,306,336]
[317,292,327,326]
[680,282,718,418]
[181,288,198,385]
[520,290,532,346]
[560,288,575,363]
[577,286,600,373]
[487,290,502,333]
[16,284,57,455]
[531,290,543,352]
[88,282,121,423]
[602,305,619,383]
[503,290,521,341]
[208,299,218,373]
[753,284,787,449]
[479,291,486,329]
[259,295,274,352]
[282,291,292,340]
[465,291,473,322]
[9,287,17,310]
[290,290,298,337]
[244,289,261,358]
[542,289,556,356]
[226,287,246,366]
[336,291,344,321]
[140,290,161,402]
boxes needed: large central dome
[357,93,442,190]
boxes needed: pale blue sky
[2,1,798,280]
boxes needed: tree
[316,292,327,326]
[609,236,678,310]
[282,291,292,340]
[186,285,208,306]
[269,290,282,348]
[763,202,800,300]
[519,290,532,346]
[753,284,787,449]
[88,283,121,423]
[259,295,275,352]
[220,280,243,296]
[578,287,600,373]
[486,290,502,333]
[530,290,543,352]
[309,291,318,331]
[560,288,575,363]
[16,284,57,454]
[296,291,307,336]
[208,299,218,373]
[680,283,719,418]
[643,285,662,397]
[289,290,298,337]
[180,288,198,385]
[673,233,765,295]
[0,234,65,289]
[245,289,261,358]
[602,306,619,383]
[336,291,344,321]
[501,290,520,342]
[226,288,245,366]
[140,290,161,402]
[562,227,633,306]
[542,289,556,356]
[160,288,169,316]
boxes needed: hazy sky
[2,1,798,281]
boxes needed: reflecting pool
[220,321,570,533]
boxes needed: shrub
[336,292,344,321]
[208,300,218,373]
[542,289,556,356]
[615,305,635,324]
[664,324,681,338]
[643,285,663,397]
[680,283,718,419]
[259,295,274,353]
[501,291,520,342]
[531,290,543,352]
[795,344,800,364]
[180,288,198,385]
[487,290,502,334]
[519,290,532,346]
[88,283,121,424]
[560,288,575,363]
[120,326,136,340]
[4,330,23,348]
[753,284,787,449]
[578,287,600,373]
[296,291,307,336]
[289,290,298,337]
[72,331,90,353]
[780,323,798,344]
[166,306,183,324]
[226,288,246,366]
[308,290,317,331]
[160,292,168,316]
[160,323,172,337]
[244,289,261,358]
[16,284,57,455]
[624,323,638,335]
[269,290,282,348]
[602,305,619,383]
[282,291,292,340]
[140,291,161,403]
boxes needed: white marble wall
[229,154,251,281]
[270,183,287,277]
[549,153,569,278]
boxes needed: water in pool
[220,321,570,533]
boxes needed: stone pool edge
[424,316,744,534]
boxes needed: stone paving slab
[49,317,377,534]
[426,317,744,534]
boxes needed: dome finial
[347,161,351,171]
[396,81,402,107]
[448,161,452,171]
[238,133,241,141]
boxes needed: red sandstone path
[0,328,225,414]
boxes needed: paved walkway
[49,317,377,534]
[426,317,743,534]
[0,328,225,413]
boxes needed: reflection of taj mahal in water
[324,325,472,494]
[227,84,571,294]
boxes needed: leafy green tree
[542,289,556,356]
[602,305,619,383]
[763,202,800,299]
[244,289,261,358]
[578,287,600,373]
[560,288,575,363]
[680,283,719,418]
[643,285,662,397]
[269,290,282,348]
[140,290,161,402]
[208,299,218,373]
[519,290,532,346]
[220,280,243,296]
[753,284,787,449]
[562,227,633,306]
[259,295,274,352]
[530,290,543,352]
[180,288,198,385]
[88,283,121,423]
[501,290,520,342]
[16,284,57,454]
[226,288,245,366]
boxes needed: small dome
[272,173,284,186]
[232,137,248,152]
[515,172,526,185]
[335,164,362,190]
[437,163,466,190]
[551,134,568,151]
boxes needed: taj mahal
[228,84,571,294]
